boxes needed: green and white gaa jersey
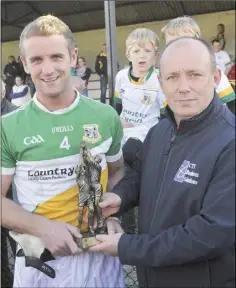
[2,93,123,231]
[114,67,167,142]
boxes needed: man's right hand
[37,220,82,257]
[99,193,122,217]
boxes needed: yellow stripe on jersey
[34,167,108,231]
[34,185,79,227]
[218,86,234,98]
[130,78,143,85]
[114,91,119,98]
[163,100,167,107]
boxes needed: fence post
[104,0,117,107]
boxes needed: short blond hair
[161,16,201,39]
[126,28,159,55]
[19,14,76,56]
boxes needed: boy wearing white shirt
[212,38,231,75]
[114,28,166,145]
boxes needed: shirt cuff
[1,167,15,175]
[106,148,123,162]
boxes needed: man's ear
[70,48,78,68]
[20,56,29,74]
[214,67,221,88]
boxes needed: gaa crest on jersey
[82,124,101,144]
[141,94,153,105]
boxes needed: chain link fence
[1,208,138,288]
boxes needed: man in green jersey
[1,15,125,287]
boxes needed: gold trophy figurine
[75,141,107,250]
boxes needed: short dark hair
[14,75,24,85]
[160,36,217,73]
[212,38,220,45]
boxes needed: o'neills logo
[28,167,75,181]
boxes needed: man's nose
[178,75,190,94]
[41,59,54,75]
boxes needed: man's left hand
[88,233,123,256]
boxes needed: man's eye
[189,73,201,78]
[167,75,178,81]
[31,58,41,63]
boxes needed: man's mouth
[177,99,197,103]
[42,76,59,83]
[139,62,146,65]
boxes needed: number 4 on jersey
[60,136,71,150]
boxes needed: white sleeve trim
[1,167,15,175]
[106,149,123,163]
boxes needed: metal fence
[1,208,139,288]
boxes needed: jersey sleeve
[114,72,122,104]
[216,70,235,104]
[106,107,123,162]
[1,123,16,175]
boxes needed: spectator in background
[77,57,91,96]
[216,23,226,50]
[212,38,231,75]
[16,56,27,83]
[9,75,31,107]
[71,75,85,94]
[227,62,236,114]
[95,43,108,103]
[114,28,166,234]
[1,80,17,288]
[161,16,235,114]
[3,55,18,100]
[70,67,85,93]
[25,74,36,97]
[114,28,166,145]
[227,61,235,83]
[1,80,17,114]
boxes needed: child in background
[161,16,235,111]
[71,68,85,94]
[9,75,31,106]
[114,28,166,145]
[76,57,91,96]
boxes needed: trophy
[8,141,107,279]
[74,141,107,250]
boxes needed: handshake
[9,193,122,278]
